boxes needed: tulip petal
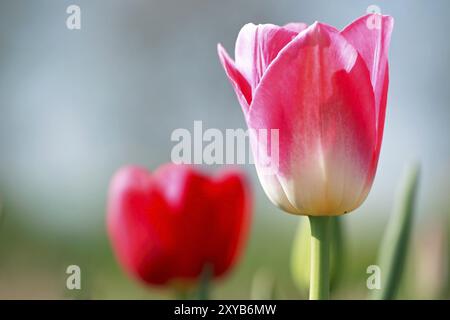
[248,22,377,215]
[283,22,308,33]
[234,23,300,90]
[107,166,174,284]
[254,162,299,214]
[341,14,393,191]
[217,44,252,113]
[152,164,212,280]
[206,171,251,277]
[341,14,393,137]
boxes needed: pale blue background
[0,0,448,238]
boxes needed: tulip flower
[107,164,251,296]
[218,14,393,299]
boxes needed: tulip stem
[197,264,212,300]
[175,289,189,300]
[308,216,330,300]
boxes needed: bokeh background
[0,0,449,299]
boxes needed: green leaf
[372,163,420,300]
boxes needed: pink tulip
[218,14,393,216]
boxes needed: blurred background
[0,0,449,299]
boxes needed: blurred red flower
[107,164,251,286]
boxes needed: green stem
[175,288,189,300]
[308,216,331,300]
[197,264,212,300]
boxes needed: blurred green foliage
[0,172,448,299]
[373,164,420,300]
[0,205,398,299]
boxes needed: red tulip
[218,14,393,216]
[107,164,251,287]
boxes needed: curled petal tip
[217,42,226,56]
[217,42,252,113]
